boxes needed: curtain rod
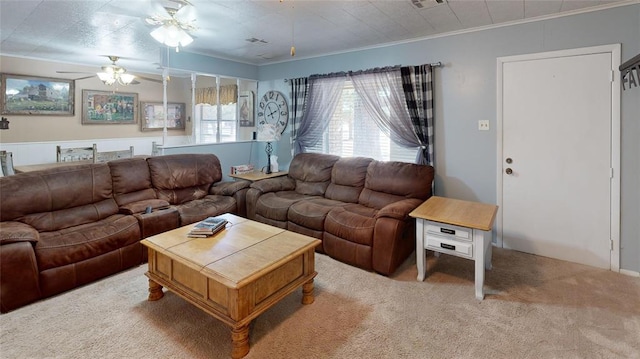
[284,62,442,82]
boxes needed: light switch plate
[478,120,490,131]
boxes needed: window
[193,75,257,143]
[308,81,417,163]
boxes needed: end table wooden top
[409,196,498,231]
[229,171,288,181]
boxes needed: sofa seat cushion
[175,195,236,226]
[288,198,348,231]
[35,214,140,271]
[324,204,378,246]
[256,191,320,222]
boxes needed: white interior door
[499,48,617,269]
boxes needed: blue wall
[171,5,640,272]
[256,4,640,273]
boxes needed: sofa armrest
[249,176,296,193]
[375,198,424,220]
[1,222,41,313]
[210,180,251,196]
[0,221,39,245]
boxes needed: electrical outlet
[478,120,490,131]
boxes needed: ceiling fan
[56,56,162,85]
[145,0,197,51]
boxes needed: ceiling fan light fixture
[97,72,116,85]
[150,24,193,51]
[97,71,135,86]
[119,73,136,85]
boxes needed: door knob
[505,168,513,175]
[506,158,512,164]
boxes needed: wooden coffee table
[141,213,321,358]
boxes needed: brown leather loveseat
[246,153,434,275]
[0,153,249,313]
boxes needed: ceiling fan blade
[56,71,94,75]
[135,75,163,84]
[74,75,95,81]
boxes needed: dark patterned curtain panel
[288,77,308,156]
[401,65,434,166]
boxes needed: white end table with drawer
[409,196,498,300]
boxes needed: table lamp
[257,123,281,174]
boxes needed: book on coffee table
[188,217,228,237]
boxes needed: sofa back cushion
[0,163,118,231]
[325,157,373,203]
[108,157,157,206]
[147,154,222,205]
[289,153,340,196]
[359,161,434,209]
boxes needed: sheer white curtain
[349,69,419,152]
[293,75,346,155]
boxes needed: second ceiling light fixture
[146,0,197,52]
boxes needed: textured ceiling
[0,0,634,75]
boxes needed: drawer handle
[440,243,456,251]
[440,228,456,235]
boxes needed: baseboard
[619,268,640,277]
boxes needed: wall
[0,56,191,144]
[0,56,196,164]
[257,5,640,272]
[0,5,637,272]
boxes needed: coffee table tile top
[142,213,320,288]
[204,230,320,287]
[170,221,284,269]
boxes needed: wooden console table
[409,196,498,300]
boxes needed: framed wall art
[140,102,186,131]
[239,91,254,127]
[1,73,74,116]
[82,90,138,124]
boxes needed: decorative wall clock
[257,90,288,134]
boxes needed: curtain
[401,65,433,166]
[350,65,434,165]
[293,75,346,155]
[350,68,421,161]
[289,77,308,156]
[195,84,238,105]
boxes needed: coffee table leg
[301,278,315,305]
[231,324,250,359]
[148,279,164,301]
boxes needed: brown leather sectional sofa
[0,154,249,313]
[246,153,435,276]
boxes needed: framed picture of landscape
[0,73,74,116]
[82,90,138,125]
[140,102,186,131]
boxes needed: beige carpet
[1,248,639,359]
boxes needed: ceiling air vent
[246,38,268,44]
[410,0,446,9]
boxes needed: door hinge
[610,168,614,178]
[610,239,614,251]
